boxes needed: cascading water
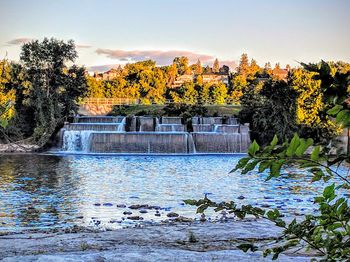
[62,130,93,152]
[58,116,251,154]
[117,117,126,132]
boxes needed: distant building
[272,68,289,81]
[94,66,122,81]
[171,73,229,87]
[201,72,229,85]
[171,74,195,88]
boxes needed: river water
[0,154,338,232]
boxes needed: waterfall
[58,116,251,154]
[155,124,185,132]
[62,130,93,152]
[117,117,126,132]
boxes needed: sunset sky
[1,0,349,71]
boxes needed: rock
[200,213,206,222]
[123,211,132,215]
[127,216,143,221]
[103,203,113,206]
[93,203,101,206]
[139,209,148,214]
[76,216,84,219]
[261,204,271,208]
[129,204,149,209]
[174,216,193,223]
[155,213,161,217]
[117,204,127,208]
[237,195,245,200]
[167,212,179,218]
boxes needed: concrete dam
[59,116,251,154]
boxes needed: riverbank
[0,220,318,261]
[0,143,39,153]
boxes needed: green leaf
[311,146,320,161]
[241,160,260,174]
[286,133,300,157]
[323,184,335,200]
[268,159,284,179]
[295,138,313,157]
[0,119,8,129]
[335,109,350,124]
[248,140,260,156]
[231,157,250,173]
[270,135,278,148]
[327,104,343,116]
[183,199,198,206]
[258,160,271,173]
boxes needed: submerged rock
[167,212,179,218]
[127,216,144,221]
[174,216,193,223]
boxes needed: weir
[59,116,251,154]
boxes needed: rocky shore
[0,143,39,153]
[0,220,319,261]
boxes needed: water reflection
[0,154,343,232]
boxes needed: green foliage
[4,38,88,146]
[239,80,298,145]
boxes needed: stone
[127,216,143,221]
[174,216,193,223]
[129,204,149,209]
[166,212,179,218]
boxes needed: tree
[230,75,247,103]
[0,60,15,121]
[16,38,88,145]
[237,53,249,76]
[248,59,260,79]
[239,80,298,144]
[213,58,220,73]
[194,59,202,75]
[87,75,104,98]
[290,68,338,143]
[187,61,350,260]
[210,83,227,105]
[173,56,189,75]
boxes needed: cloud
[218,60,238,70]
[6,38,32,46]
[95,48,215,65]
[76,44,91,49]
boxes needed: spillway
[59,116,251,154]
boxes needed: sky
[0,0,349,72]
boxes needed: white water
[62,130,93,152]
[117,117,126,132]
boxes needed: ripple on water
[0,154,346,232]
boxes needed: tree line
[1,38,350,148]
